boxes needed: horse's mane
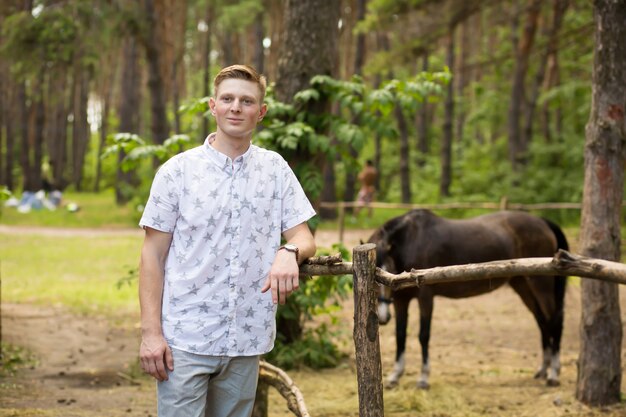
[380,209,437,240]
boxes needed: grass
[0,232,142,320]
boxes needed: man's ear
[208,97,216,116]
[258,103,268,121]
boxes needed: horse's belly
[432,278,509,298]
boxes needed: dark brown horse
[369,209,568,389]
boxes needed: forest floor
[1,227,626,417]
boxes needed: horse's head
[367,219,407,325]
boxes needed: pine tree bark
[416,54,429,165]
[396,104,411,203]
[507,0,541,170]
[94,50,117,192]
[143,0,171,146]
[201,0,214,140]
[575,0,625,406]
[116,36,142,204]
[342,0,367,206]
[71,59,90,191]
[47,69,69,189]
[524,0,568,147]
[440,29,454,198]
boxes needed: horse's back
[395,210,559,299]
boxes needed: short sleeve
[139,159,180,233]
[279,159,316,232]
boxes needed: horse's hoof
[417,381,430,390]
[385,380,399,389]
[534,370,547,379]
[547,378,560,387]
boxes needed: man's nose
[230,99,242,112]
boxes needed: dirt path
[1,303,153,417]
[2,226,625,416]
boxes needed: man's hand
[139,333,174,381]
[261,248,300,304]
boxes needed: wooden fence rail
[298,247,626,417]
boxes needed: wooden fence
[295,245,626,417]
[319,199,626,243]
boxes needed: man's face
[209,79,267,140]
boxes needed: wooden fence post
[352,243,384,417]
[338,202,346,243]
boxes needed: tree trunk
[455,20,469,155]
[0,55,5,187]
[95,50,117,192]
[253,11,265,74]
[71,60,90,191]
[507,0,542,170]
[395,104,411,203]
[116,36,142,204]
[31,73,45,191]
[343,0,367,207]
[440,29,454,198]
[275,0,338,104]
[171,0,187,136]
[2,74,15,190]
[524,0,568,147]
[416,54,429,166]
[202,0,214,140]
[143,0,171,146]
[319,151,337,220]
[266,0,284,83]
[17,82,32,191]
[47,69,69,190]
[274,0,339,196]
[575,0,625,406]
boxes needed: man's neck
[210,132,252,160]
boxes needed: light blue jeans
[157,348,260,417]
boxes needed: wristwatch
[278,244,299,263]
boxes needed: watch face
[284,244,297,251]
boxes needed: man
[138,64,316,417]
[354,159,377,217]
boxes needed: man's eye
[243,99,253,105]
[222,97,232,102]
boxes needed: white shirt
[139,135,316,356]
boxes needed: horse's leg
[386,298,409,389]
[523,275,566,387]
[417,293,433,389]
[509,277,561,386]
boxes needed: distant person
[138,64,316,417]
[354,159,378,217]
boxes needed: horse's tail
[542,218,569,311]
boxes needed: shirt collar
[202,133,255,171]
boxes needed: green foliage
[265,324,347,370]
[267,243,352,369]
[0,343,38,377]
[1,10,77,76]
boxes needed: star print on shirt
[151,214,164,229]
[188,284,199,296]
[250,279,262,291]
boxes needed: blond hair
[213,65,267,101]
